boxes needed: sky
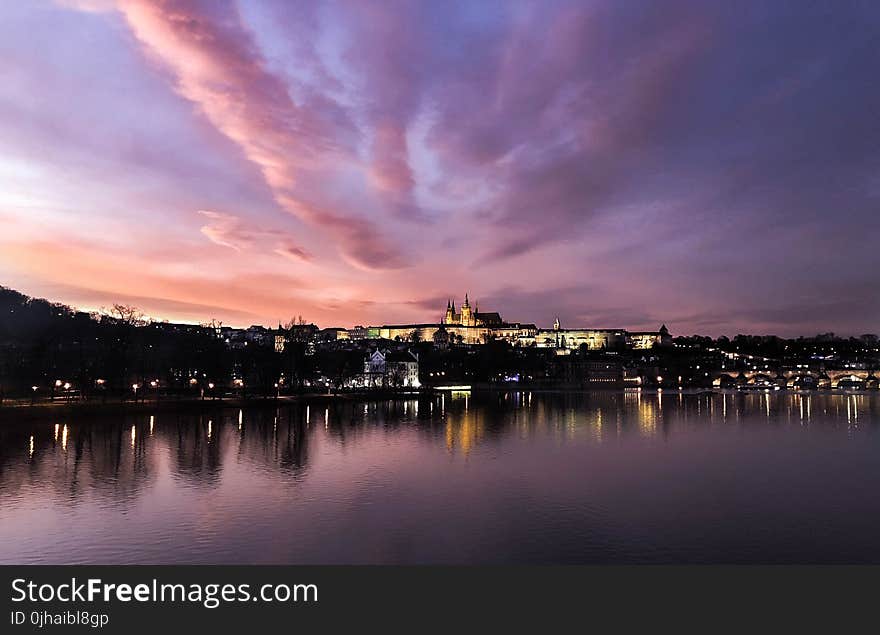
[1,0,878,336]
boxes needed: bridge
[715,369,879,388]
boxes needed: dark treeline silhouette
[0,286,289,402]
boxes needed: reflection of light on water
[54,423,59,442]
[207,420,212,440]
[591,409,603,443]
[639,400,657,438]
[565,408,577,437]
[305,405,310,426]
[150,415,154,435]
[29,435,34,458]
[364,404,369,416]
[445,411,483,455]
[324,408,329,429]
[130,425,136,449]
[238,409,243,431]
[62,424,68,451]
[797,394,812,423]
[847,395,858,426]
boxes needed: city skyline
[1,1,879,336]
[3,283,876,342]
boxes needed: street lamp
[31,385,38,405]
[132,383,139,402]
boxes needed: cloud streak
[117,0,407,269]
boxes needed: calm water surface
[2,391,880,564]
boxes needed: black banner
[1,566,877,632]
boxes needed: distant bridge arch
[714,369,877,388]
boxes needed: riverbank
[3,385,873,424]
[0,390,424,423]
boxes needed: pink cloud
[274,242,312,264]
[116,0,408,269]
[197,210,256,251]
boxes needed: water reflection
[2,391,880,564]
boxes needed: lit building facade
[363,350,420,388]
[365,296,669,351]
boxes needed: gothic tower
[444,299,454,325]
[460,293,473,327]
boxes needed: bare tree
[104,304,147,326]
[284,315,308,329]
[388,365,405,389]
[201,318,223,334]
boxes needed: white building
[363,350,420,388]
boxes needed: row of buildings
[256,294,672,352]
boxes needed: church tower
[444,300,454,325]
[460,293,473,327]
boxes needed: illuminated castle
[363,293,670,350]
[444,294,502,328]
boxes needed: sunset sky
[1,0,878,335]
